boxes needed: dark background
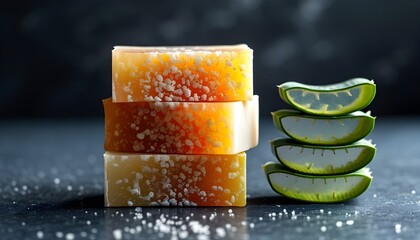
[1,0,420,118]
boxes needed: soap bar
[103,96,259,154]
[104,151,246,207]
[112,44,253,102]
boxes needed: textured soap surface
[103,96,259,154]
[104,151,246,207]
[112,44,253,102]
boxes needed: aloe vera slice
[278,78,376,116]
[272,109,375,145]
[263,162,372,203]
[270,138,376,175]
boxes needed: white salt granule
[55,232,64,238]
[65,233,75,240]
[113,229,122,239]
[216,227,226,237]
[395,224,402,234]
[36,231,44,239]
[54,178,60,184]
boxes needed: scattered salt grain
[54,178,60,185]
[395,224,402,234]
[216,227,226,237]
[320,226,327,232]
[346,220,354,225]
[65,233,75,240]
[179,231,189,239]
[36,231,44,239]
[113,229,122,240]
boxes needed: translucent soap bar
[103,96,259,154]
[104,151,247,207]
[112,44,253,102]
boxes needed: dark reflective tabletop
[1,117,419,239]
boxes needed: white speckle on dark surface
[65,233,75,240]
[346,220,354,226]
[54,178,60,185]
[395,224,402,234]
[113,229,122,239]
[36,231,44,239]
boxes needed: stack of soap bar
[103,44,258,207]
[264,79,376,203]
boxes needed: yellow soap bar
[104,151,247,207]
[103,96,259,154]
[112,44,253,102]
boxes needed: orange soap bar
[103,96,259,154]
[112,44,253,102]
[104,151,247,207]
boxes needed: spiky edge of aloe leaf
[277,78,376,116]
[262,162,373,203]
[269,138,376,175]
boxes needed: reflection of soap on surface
[103,96,259,154]
[104,152,247,207]
[112,44,253,103]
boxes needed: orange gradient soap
[104,151,246,207]
[103,96,259,154]
[112,44,253,102]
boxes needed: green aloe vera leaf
[272,109,376,145]
[278,78,376,116]
[270,138,376,175]
[263,162,372,203]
